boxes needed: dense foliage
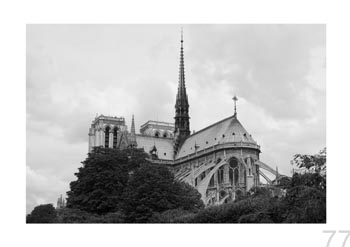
[28,147,326,223]
[55,208,125,223]
[292,147,326,174]
[65,147,202,222]
[66,147,148,214]
[26,204,57,223]
[120,163,204,222]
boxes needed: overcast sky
[26,24,326,213]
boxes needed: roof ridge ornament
[233,95,238,117]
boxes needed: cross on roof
[232,96,238,117]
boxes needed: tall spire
[174,28,190,157]
[176,28,188,107]
[130,114,137,147]
[131,114,135,135]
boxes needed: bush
[120,163,204,223]
[56,208,101,223]
[26,204,57,223]
[56,208,125,223]
[238,211,274,223]
[150,209,196,223]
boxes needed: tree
[120,163,204,222]
[291,147,326,174]
[66,147,149,214]
[284,147,327,223]
[283,185,326,223]
[290,172,326,191]
[172,181,205,211]
[26,204,57,223]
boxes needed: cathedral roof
[136,134,174,160]
[175,115,259,159]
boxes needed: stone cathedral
[88,34,280,206]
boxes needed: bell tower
[174,30,190,156]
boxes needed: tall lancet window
[234,169,239,187]
[105,126,110,148]
[229,168,234,185]
[229,158,239,187]
[218,167,224,185]
[113,128,118,149]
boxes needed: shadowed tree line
[26,147,326,223]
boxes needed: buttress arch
[196,155,247,203]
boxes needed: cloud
[186,24,325,120]
[26,165,69,213]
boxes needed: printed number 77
[323,230,350,247]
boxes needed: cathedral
[87,33,280,206]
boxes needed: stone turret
[56,194,66,209]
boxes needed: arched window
[218,167,224,185]
[104,126,110,148]
[209,176,215,187]
[229,168,234,185]
[155,131,160,137]
[113,128,118,149]
[163,132,168,138]
[228,158,240,186]
[234,169,239,186]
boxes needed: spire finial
[176,27,187,105]
[233,96,238,117]
[181,27,183,43]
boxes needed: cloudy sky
[26,24,326,213]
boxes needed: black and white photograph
[3,1,350,246]
[26,24,326,223]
